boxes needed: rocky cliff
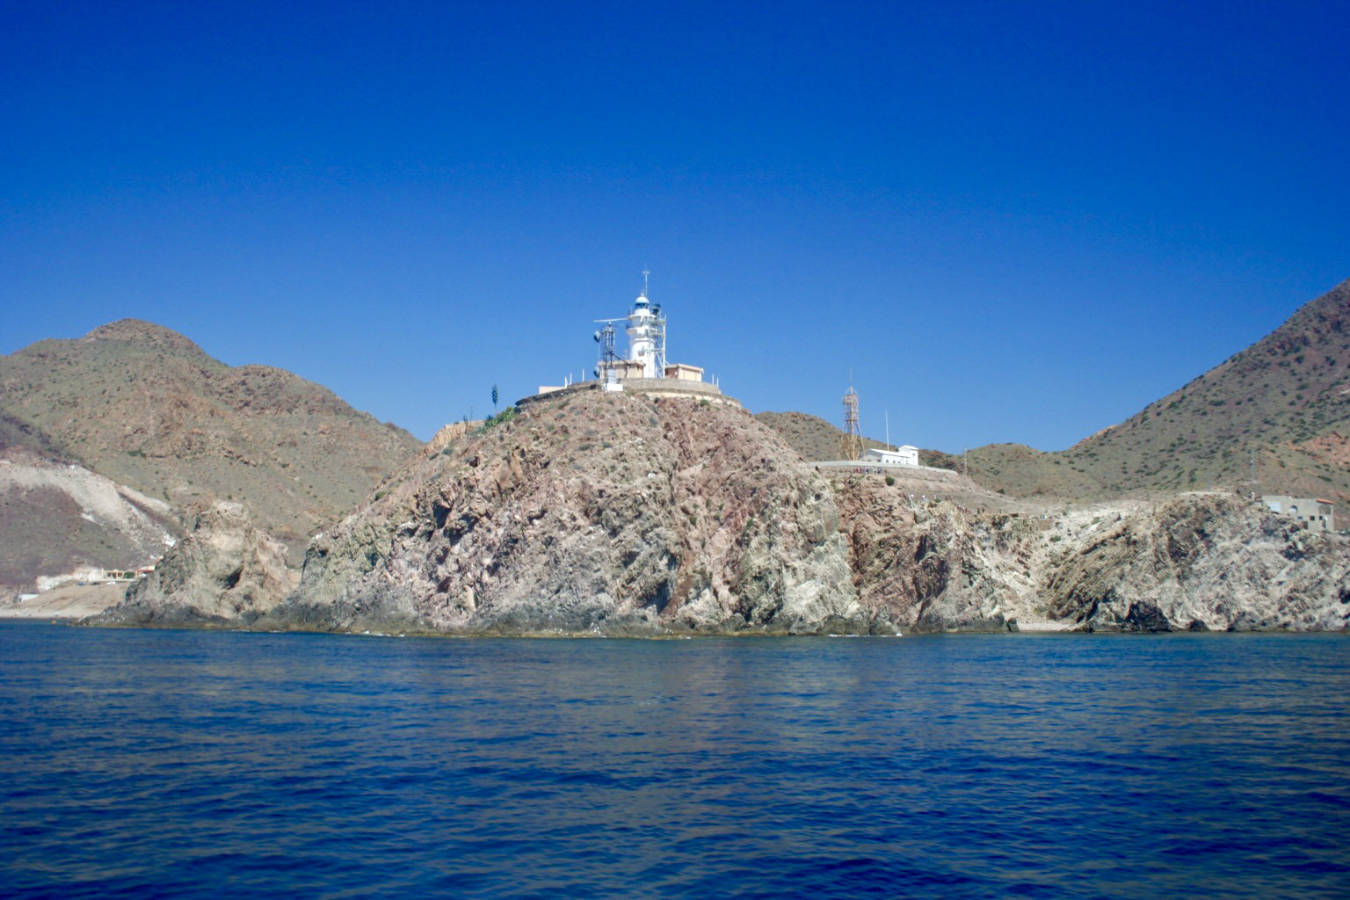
[834,475,1037,632]
[267,389,866,635]
[95,501,297,626]
[834,476,1350,633]
[96,382,1347,636]
[1041,493,1350,632]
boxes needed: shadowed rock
[94,501,296,626]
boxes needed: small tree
[491,384,499,411]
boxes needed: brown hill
[754,410,949,464]
[0,452,176,590]
[766,280,1350,513]
[0,320,422,560]
[1062,278,1350,506]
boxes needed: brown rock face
[270,389,863,634]
[834,476,1041,632]
[425,420,483,455]
[96,500,297,626]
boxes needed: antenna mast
[593,318,623,386]
[841,384,862,461]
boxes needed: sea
[2,623,1348,898]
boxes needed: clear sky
[2,0,1347,449]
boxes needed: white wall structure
[862,446,919,467]
[1263,495,1336,531]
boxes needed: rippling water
[2,623,1348,898]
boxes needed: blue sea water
[1,624,1348,898]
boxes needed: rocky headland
[90,386,1350,635]
[264,390,864,634]
[10,279,1350,635]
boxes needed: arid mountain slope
[0,319,422,557]
[754,411,889,461]
[0,411,77,463]
[765,280,1350,511]
[1064,278,1350,504]
[0,450,176,590]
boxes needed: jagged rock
[94,500,297,626]
[426,421,481,455]
[833,476,1025,632]
[266,389,863,635]
[1043,493,1350,631]
[1121,601,1172,633]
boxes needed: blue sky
[2,0,1346,449]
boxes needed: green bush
[475,405,518,434]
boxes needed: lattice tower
[841,386,863,460]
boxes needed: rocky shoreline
[83,389,1350,636]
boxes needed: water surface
[2,624,1347,897]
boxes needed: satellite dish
[593,331,601,342]
[592,367,599,378]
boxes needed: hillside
[0,452,176,589]
[754,410,951,466]
[763,280,1350,512]
[0,320,422,562]
[1064,278,1350,505]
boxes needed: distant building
[1263,495,1336,531]
[863,446,920,467]
[664,363,705,382]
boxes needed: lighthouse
[573,270,713,392]
[625,269,665,378]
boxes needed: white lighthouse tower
[625,269,666,378]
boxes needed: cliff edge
[266,389,867,635]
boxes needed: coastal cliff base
[93,390,1350,635]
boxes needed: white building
[1263,495,1336,531]
[863,446,920,467]
[664,363,704,382]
